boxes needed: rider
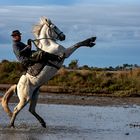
[11,30,62,75]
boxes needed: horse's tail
[1,84,17,118]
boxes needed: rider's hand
[57,56,63,62]
[27,39,32,46]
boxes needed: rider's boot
[31,50,62,63]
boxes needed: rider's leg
[31,50,62,63]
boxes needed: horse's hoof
[86,37,96,47]
[76,36,96,47]
[41,123,46,128]
[83,36,96,44]
[8,113,13,118]
[8,124,15,128]
[91,36,96,42]
[85,42,96,48]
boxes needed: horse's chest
[47,45,65,55]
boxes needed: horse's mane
[32,17,48,45]
[32,16,50,38]
[32,16,51,46]
[32,21,44,39]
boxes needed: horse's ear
[40,16,45,24]
[40,16,47,24]
[40,16,51,26]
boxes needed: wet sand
[1,91,140,140]
[1,91,140,106]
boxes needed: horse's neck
[37,25,65,55]
[40,39,57,52]
[38,36,65,56]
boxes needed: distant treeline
[0,59,140,97]
[67,59,140,71]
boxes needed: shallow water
[0,103,140,140]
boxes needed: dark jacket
[12,41,32,65]
[12,40,61,76]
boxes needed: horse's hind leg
[10,98,29,127]
[1,84,17,118]
[29,89,46,128]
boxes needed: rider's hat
[11,30,22,36]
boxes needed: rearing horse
[1,16,96,128]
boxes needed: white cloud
[0,4,140,43]
[0,3,140,66]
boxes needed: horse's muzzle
[59,34,66,41]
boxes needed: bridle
[48,23,64,40]
[31,23,63,47]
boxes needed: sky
[0,0,140,67]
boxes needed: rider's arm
[20,45,31,56]
[13,42,31,57]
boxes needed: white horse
[1,16,96,128]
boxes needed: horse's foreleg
[10,99,29,128]
[64,36,96,58]
[29,89,46,128]
[64,45,79,58]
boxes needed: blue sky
[0,0,140,67]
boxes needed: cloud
[0,4,140,45]
[0,3,140,66]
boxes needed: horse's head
[33,16,65,42]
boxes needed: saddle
[27,61,60,77]
[26,50,61,77]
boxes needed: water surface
[0,103,140,140]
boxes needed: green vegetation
[0,60,140,97]
[0,60,24,84]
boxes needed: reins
[33,37,53,41]
[30,38,61,70]
[30,37,53,48]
